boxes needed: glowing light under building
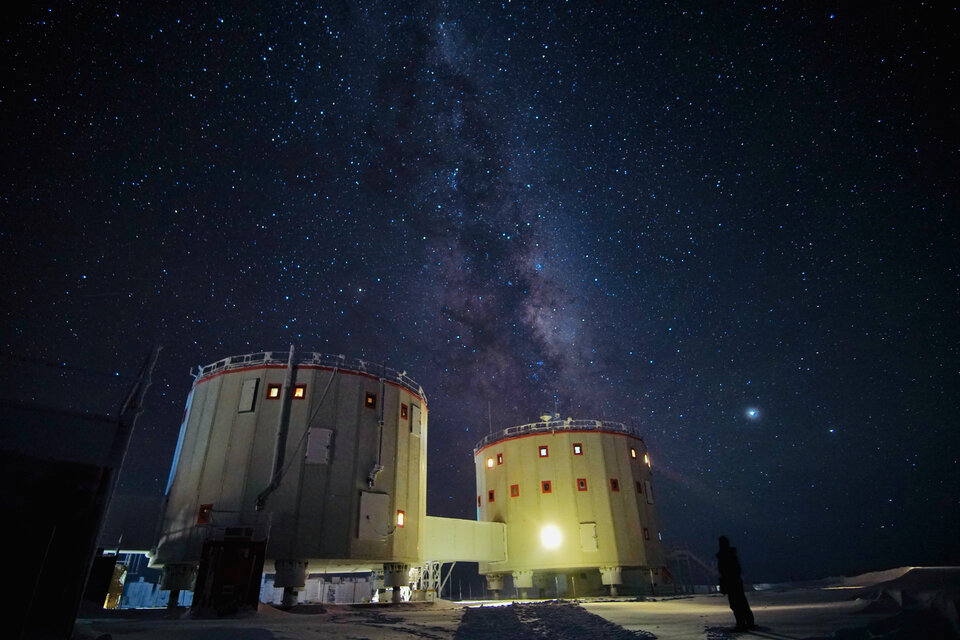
[540,525,562,549]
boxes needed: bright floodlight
[540,525,562,549]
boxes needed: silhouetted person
[717,536,755,631]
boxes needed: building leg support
[160,564,196,608]
[274,559,308,608]
[384,563,409,603]
[512,570,533,599]
[485,574,504,600]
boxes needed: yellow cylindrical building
[474,418,664,596]
[152,349,427,605]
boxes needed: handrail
[473,418,643,455]
[189,350,426,402]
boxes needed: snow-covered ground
[74,567,960,639]
[584,567,960,639]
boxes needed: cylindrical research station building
[474,418,664,597]
[152,349,427,606]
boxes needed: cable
[275,363,339,484]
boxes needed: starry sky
[2,2,957,582]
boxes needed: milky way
[2,3,957,580]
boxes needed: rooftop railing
[190,350,425,402]
[473,418,642,455]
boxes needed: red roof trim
[474,429,642,456]
[193,363,428,408]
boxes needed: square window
[401,403,408,419]
[293,384,306,399]
[497,453,503,465]
[541,480,552,494]
[488,490,495,502]
[577,478,588,491]
[573,443,583,455]
[266,384,282,399]
[643,527,650,540]
[539,445,549,458]
[630,448,637,459]
[636,481,643,494]
[365,392,377,409]
[396,511,405,527]
[487,457,494,469]
[510,484,519,497]
[610,478,620,492]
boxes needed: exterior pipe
[257,345,296,511]
[366,364,387,489]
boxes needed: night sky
[2,3,957,582]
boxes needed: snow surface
[73,567,960,640]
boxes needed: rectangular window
[630,447,637,459]
[401,403,408,419]
[539,445,549,458]
[510,484,519,497]
[644,480,654,504]
[266,383,282,399]
[573,443,583,455]
[238,378,259,413]
[477,495,481,508]
[541,480,552,494]
[365,392,377,409]
[610,478,620,492]
[396,511,405,527]
[488,490,495,503]
[643,527,650,540]
[636,481,643,494]
[577,478,588,491]
[497,453,503,465]
[197,503,213,524]
[293,384,306,399]
[486,457,494,469]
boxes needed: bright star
[746,408,759,419]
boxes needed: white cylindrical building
[152,349,427,603]
[474,418,664,596]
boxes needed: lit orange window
[573,443,583,455]
[365,392,377,409]
[497,453,503,465]
[630,448,637,459]
[197,503,213,524]
[293,384,306,399]
[487,457,494,468]
[266,384,282,399]
[401,403,408,419]
[541,480,552,494]
[644,453,651,466]
[488,490,495,502]
[577,478,588,491]
[539,445,549,458]
[610,478,620,492]
[396,511,405,527]
[510,484,519,497]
